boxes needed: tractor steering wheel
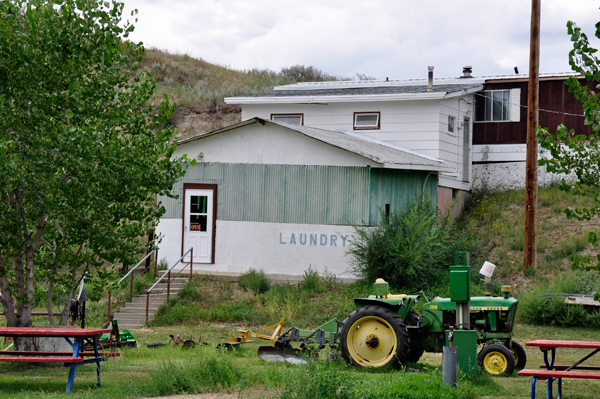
[410,282,428,294]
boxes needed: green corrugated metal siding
[159,163,437,226]
[159,163,372,225]
[368,169,438,225]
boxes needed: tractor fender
[354,298,403,314]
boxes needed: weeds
[238,269,271,294]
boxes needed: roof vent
[427,66,434,92]
[461,65,473,79]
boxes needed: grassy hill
[463,184,600,293]
[140,48,367,139]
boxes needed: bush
[238,268,271,294]
[517,271,600,328]
[347,193,477,290]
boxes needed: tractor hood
[422,295,518,312]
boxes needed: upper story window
[475,90,511,122]
[271,114,303,125]
[354,112,380,130]
[448,115,456,133]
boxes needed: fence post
[145,292,150,323]
[167,269,171,301]
[129,271,134,302]
[190,248,193,279]
[154,249,158,280]
[107,291,111,322]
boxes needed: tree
[0,0,189,336]
[537,17,600,271]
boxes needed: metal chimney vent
[461,66,473,79]
[427,66,434,92]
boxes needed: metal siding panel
[263,165,286,223]
[369,169,437,225]
[283,165,307,224]
[160,163,375,225]
[305,166,328,225]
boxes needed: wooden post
[145,292,149,323]
[190,248,193,279]
[129,271,134,302]
[145,230,154,273]
[167,270,171,301]
[154,249,158,280]
[524,0,540,271]
[107,291,111,322]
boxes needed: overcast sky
[122,0,600,80]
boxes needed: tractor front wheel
[510,341,527,369]
[339,306,409,368]
[478,344,515,375]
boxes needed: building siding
[160,163,437,226]
[369,168,438,224]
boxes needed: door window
[190,196,208,232]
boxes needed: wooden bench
[0,327,110,394]
[0,350,120,357]
[519,369,600,380]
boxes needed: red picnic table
[0,327,110,394]
[518,339,600,399]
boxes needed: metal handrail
[145,247,193,323]
[118,251,155,285]
[147,247,192,293]
[107,248,158,322]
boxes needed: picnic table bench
[518,339,600,399]
[0,327,110,394]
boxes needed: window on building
[271,114,303,125]
[448,115,456,133]
[354,112,380,130]
[475,90,511,122]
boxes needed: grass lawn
[1,322,600,399]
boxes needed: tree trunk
[0,276,17,327]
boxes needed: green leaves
[0,0,189,325]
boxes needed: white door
[183,189,214,263]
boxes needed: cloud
[123,0,600,79]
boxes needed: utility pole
[524,0,540,270]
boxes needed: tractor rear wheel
[510,341,527,369]
[404,310,424,363]
[478,344,515,375]
[339,306,409,368]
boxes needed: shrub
[347,193,477,290]
[238,268,271,294]
[518,271,600,328]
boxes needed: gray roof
[241,83,482,98]
[179,118,450,172]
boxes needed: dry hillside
[141,48,347,140]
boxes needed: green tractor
[338,278,525,375]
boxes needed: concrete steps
[113,276,189,329]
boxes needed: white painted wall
[155,219,358,280]
[472,161,576,190]
[241,97,474,191]
[174,122,376,168]
[437,96,474,191]
[473,144,527,163]
[241,100,442,159]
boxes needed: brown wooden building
[473,75,594,145]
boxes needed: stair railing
[107,249,158,322]
[145,247,193,323]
